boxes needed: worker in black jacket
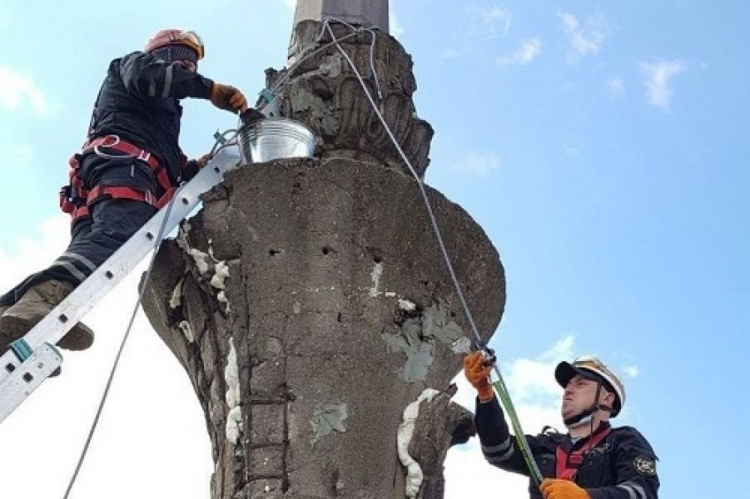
[0,29,250,366]
[464,352,659,499]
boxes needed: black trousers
[0,154,159,306]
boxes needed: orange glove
[210,83,248,113]
[463,351,495,402]
[540,479,590,499]
[194,153,211,169]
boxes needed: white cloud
[479,5,513,39]
[281,0,296,10]
[607,76,625,98]
[622,365,639,378]
[639,59,686,109]
[0,66,48,115]
[453,151,500,176]
[558,12,608,63]
[497,38,543,66]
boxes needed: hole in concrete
[337,312,343,322]
[367,246,383,263]
[269,248,283,256]
[322,246,336,256]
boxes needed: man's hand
[195,153,211,169]
[210,83,248,113]
[463,351,495,402]
[540,479,590,499]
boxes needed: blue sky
[1,1,749,497]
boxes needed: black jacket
[475,398,660,498]
[86,51,213,184]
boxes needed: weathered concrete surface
[272,20,433,178]
[141,158,505,498]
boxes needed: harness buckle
[99,135,121,148]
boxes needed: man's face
[561,374,600,420]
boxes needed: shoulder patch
[633,456,657,476]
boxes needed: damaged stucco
[382,301,468,382]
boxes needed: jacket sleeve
[118,51,213,102]
[475,397,545,476]
[588,427,660,499]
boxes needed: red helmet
[145,29,204,60]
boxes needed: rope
[321,19,544,486]
[62,131,232,498]
[257,18,379,114]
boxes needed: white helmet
[555,355,626,417]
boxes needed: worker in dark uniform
[463,352,660,498]
[0,29,250,365]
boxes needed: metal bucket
[238,117,317,164]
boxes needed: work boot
[0,280,95,354]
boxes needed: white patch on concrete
[217,290,231,313]
[398,298,416,311]
[178,320,194,343]
[397,388,439,498]
[210,260,230,289]
[293,301,301,314]
[189,248,211,274]
[385,291,397,297]
[369,262,383,297]
[225,338,242,444]
[450,337,472,354]
[169,277,185,309]
[176,232,232,311]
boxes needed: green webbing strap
[492,374,544,486]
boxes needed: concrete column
[293,0,389,32]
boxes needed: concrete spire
[292,0,389,32]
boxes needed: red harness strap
[556,426,612,481]
[60,135,177,221]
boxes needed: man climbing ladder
[0,29,249,370]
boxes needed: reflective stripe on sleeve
[482,436,514,463]
[617,481,647,499]
[162,65,173,98]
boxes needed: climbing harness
[317,18,545,486]
[60,135,179,222]
[556,425,611,481]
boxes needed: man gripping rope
[463,353,660,498]
[0,29,251,368]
